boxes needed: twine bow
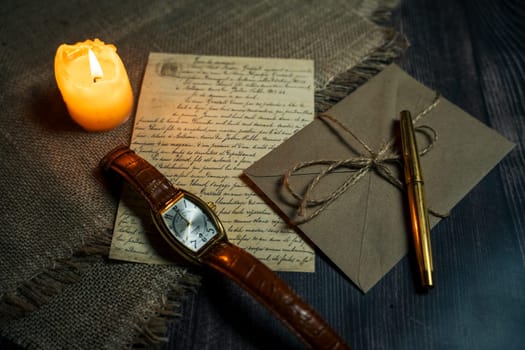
[283,93,446,224]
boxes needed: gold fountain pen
[399,110,434,289]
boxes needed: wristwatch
[100,145,350,350]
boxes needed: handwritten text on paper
[110,53,315,272]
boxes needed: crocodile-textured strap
[100,145,179,212]
[204,241,350,350]
[101,145,350,350]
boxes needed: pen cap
[400,110,424,183]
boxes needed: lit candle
[54,38,133,131]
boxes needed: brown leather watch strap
[100,145,179,212]
[204,241,350,350]
[101,145,350,349]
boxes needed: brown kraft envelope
[244,64,514,293]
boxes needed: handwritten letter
[110,53,314,272]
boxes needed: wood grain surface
[0,0,522,349]
[167,0,525,349]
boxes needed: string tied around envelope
[283,93,448,224]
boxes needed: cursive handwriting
[110,54,315,271]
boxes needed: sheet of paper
[109,53,315,272]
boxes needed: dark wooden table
[1,0,523,349]
[167,1,525,349]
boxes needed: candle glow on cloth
[54,39,133,131]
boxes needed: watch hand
[176,211,190,225]
[186,224,191,241]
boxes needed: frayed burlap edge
[316,0,408,111]
[0,2,407,349]
[0,229,113,325]
[0,228,202,350]
[129,274,201,350]
[316,28,409,113]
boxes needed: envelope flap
[244,64,514,293]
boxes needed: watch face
[160,197,219,252]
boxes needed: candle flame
[88,48,103,82]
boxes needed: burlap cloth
[0,0,406,348]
